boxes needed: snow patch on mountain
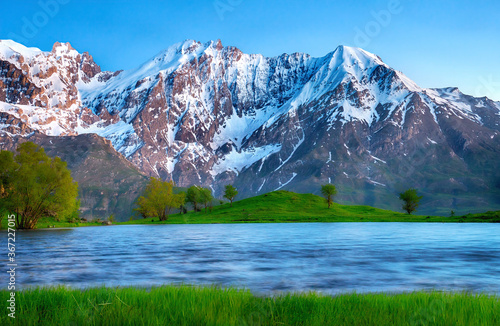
[275,172,298,190]
[211,106,277,150]
[211,144,282,176]
[0,40,42,59]
[0,101,76,136]
[75,120,143,157]
[80,40,210,115]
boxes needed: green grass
[0,215,102,229]
[2,191,499,229]
[121,190,500,225]
[1,285,498,325]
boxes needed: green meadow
[0,217,102,229]
[3,190,499,229]
[121,190,500,225]
[1,285,498,325]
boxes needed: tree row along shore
[2,142,493,229]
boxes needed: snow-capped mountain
[1,39,499,214]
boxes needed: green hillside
[4,190,497,229]
[122,190,500,224]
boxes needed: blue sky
[1,0,499,100]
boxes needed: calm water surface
[1,223,499,294]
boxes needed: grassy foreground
[1,286,498,325]
[0,216,102,229]
[121,190,500,225]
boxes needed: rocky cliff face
[1,39,499,215]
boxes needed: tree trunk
[159,210,167,221]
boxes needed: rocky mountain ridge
[1,39,499,215]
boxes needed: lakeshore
[3,191,499,229]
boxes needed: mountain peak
[215,39,223,50]
[0,39,42,59]
[330,45,386,70]
[148,40,204,63]
[52,41,75,52]
[177,39,203,54]
[51,41,80,57]
[0,40,82,60]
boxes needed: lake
[1,223,499,294]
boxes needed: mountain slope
[0,131,148,221]
[0,39,499,214]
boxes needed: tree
[223,184,238,207]
[135,178,185,221]
[0,142,79,229]
[199,187,213,213]
[0,150,16,228]
[321,184,337,209]
[186,186,202,212]
[399,188,423,215]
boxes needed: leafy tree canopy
[399,188,423,215]
[186,185,203,211]
[321,184,337,209]
[199,187,213,213]
[135,178,185,221]
[0,142,79,229]
[223,185,238,206]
